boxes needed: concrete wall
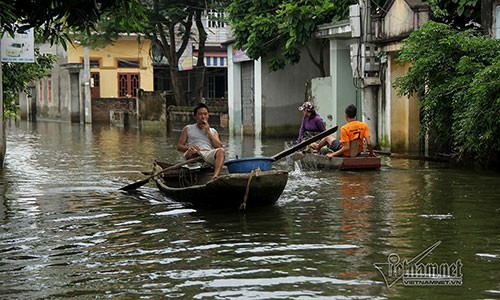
[383,0,416,38]
[226,44,242,135]
[92,98,136,124]
[34,44,73,122]
[167,106,229,135]
[389,54,420,154]
[312,39,357,139]
[227,39,346,138]
[311,76,334,128]
[331,40,357,133]
[260,41,324,137]
[138,90,167,123]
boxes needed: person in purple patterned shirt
[296,101,326,144]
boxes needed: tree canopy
[226,0,352,74]
[0,0,146,46]
[425,0,481,30]
[394,21,500,167]
[80,0,222,105]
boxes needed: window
[208,76,216,98]
[90,60,100,68]
[208,9,225,28]
[39,81,44,102]
[47,79,52,102]
[91,73,100,98]
[206,57,211,66]
[213,57,218,66]
[118,59,140,68]
[118,73,140,97]
[220,57,225,66]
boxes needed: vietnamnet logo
[374,241,463,287]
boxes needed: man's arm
[199,121,223,149]
[326,142,349,158]
[207,128,223,149]
[364,136,375,156]
[177,127,189,153]
[177,127,200,158]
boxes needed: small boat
[151,161,288,209]
[286,139,381,171]
[292,152,381,170]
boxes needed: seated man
[311,104,374,158]
[177,103,225,180]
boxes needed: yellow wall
[390,55,420,154]
[68,36,154,97]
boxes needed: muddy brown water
[0,121,499,299]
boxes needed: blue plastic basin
[224,157,275,173]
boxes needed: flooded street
[1,121,499,299]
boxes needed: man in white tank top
[177,103,225,180]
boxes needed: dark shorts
[328,139,342,152]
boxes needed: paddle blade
[119,177,151,191]
[119,157,203,191]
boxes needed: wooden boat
[151,161,288,209]
[286,139,381,171]
[292,152,381,170]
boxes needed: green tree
[1,0,146,47]
[425,0,481,29]
[144,0,221,105]
[394,21,500,167]
[226,0,352,75]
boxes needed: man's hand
[185,145,201,158]
[200,121,210,133]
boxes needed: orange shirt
[340,121,370,157]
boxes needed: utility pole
[83,46,92,123]
[359,0,379,146]
[0,25,5,166]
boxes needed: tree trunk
[170,67,184,106]
[481,0,493,36]
[305,40,326,77]
[154,10,193,106]
[194,10,207,103]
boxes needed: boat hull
[152,162,288,209]
[294,153,381,170]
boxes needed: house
[19,36,155,124]
[372,0,430,154]
[226,41,326,138]
[68,36,154,99]
[20,10,230,125]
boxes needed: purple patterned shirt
[297,114,326,143]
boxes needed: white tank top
[186,124,216,150]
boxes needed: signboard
[1,28,35,63]
[232,48,251,63]
[178,42,193,71]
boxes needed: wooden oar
[119,157,202,191]
[271,125,338,161]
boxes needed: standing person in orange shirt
[312,104,374,157]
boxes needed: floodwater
[0,121,499,299]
